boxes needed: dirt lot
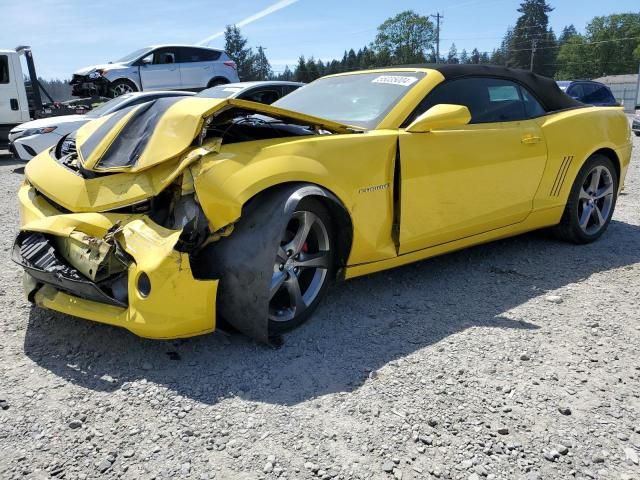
[0,137,639,480]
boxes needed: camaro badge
[358,183,390,194]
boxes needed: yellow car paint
[16,66,633,339]
[19,183,217,339]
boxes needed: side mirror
[406,104,471,133]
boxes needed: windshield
[115,47,153,64]
[196,85,244,99]
[86,94,135,118]
[272,71,425,128]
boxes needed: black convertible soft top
[388,64,583,113]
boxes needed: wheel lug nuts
[294,267,299,274]
[279,264,284,271]
[287,250,292,257]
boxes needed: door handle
[10,98,19,110]
[521,135,541,144]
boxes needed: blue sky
[1,0,638,79]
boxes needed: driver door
[398,77,548,254]
[139,48,181,90]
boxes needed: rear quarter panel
[534,107,632,211]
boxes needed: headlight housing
[20,126,58,138]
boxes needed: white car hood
[13,115,87,132]
[74,62,127,75]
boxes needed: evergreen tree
[470,48,481,64]
[224,25,255,81]
[446,43,459,64]
[346,49,358,71]
[294,56,309,82]
[506,0,557,76]
[306,57,320,80]
[559,24,578,45]
[251,46,272,81]
[361,46,377,69]
[459,49,469,64]
[277,66,294,81]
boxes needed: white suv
[70,45,240,98]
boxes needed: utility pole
[431,12,443,63]
[529,39,537,71]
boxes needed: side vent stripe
[550,156,574,197]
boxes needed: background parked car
[632,112,640,136]
[9,90,193,161]
[70,45,239,98]
[556,80,619,106]
[196,81,304,104]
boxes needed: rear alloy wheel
[110,79,137,97]
[554,154,618,244]
[269,201,334,333]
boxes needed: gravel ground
[0,136,639,480]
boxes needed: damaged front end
[15,96,355,341]
[14,182,219,339]
[14,229,129,307]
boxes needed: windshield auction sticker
[372,75,419,86]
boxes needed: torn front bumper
[15,182,218,339]
[70,74,109,97]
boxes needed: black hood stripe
[97,96,187,170]
[79,105,136,163]
[79,96,187,170]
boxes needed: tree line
[225,0,640,83]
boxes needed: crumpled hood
[73,62,128,75]
[23,96,360,214]
[73,96,360,173]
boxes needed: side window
[240,88,281,105]
[405,77,541,125]
[283,85,301,95]
[584,84,615,104]
[200,49,221,61]
[566,84,585,100]
[0,55,9,84]
[521,88,546,118]
[179,48,222,63]
[153,48,178,65]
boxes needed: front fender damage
[193,183,343,344]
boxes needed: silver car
[196,81,304,104]
[70,45,240,98]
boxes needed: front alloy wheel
[269,202,334,332]
[110,80,136,97]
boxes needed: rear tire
[207,77,229,88]
[268,199,335,334]
[553,154,618,244]
[109,79,137,98]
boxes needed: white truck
[0,47,32,147]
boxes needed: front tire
[109,79,138,97]
[554,154,618,244]
[268,199,335,334]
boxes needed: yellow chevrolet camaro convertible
[14,65,632,343]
